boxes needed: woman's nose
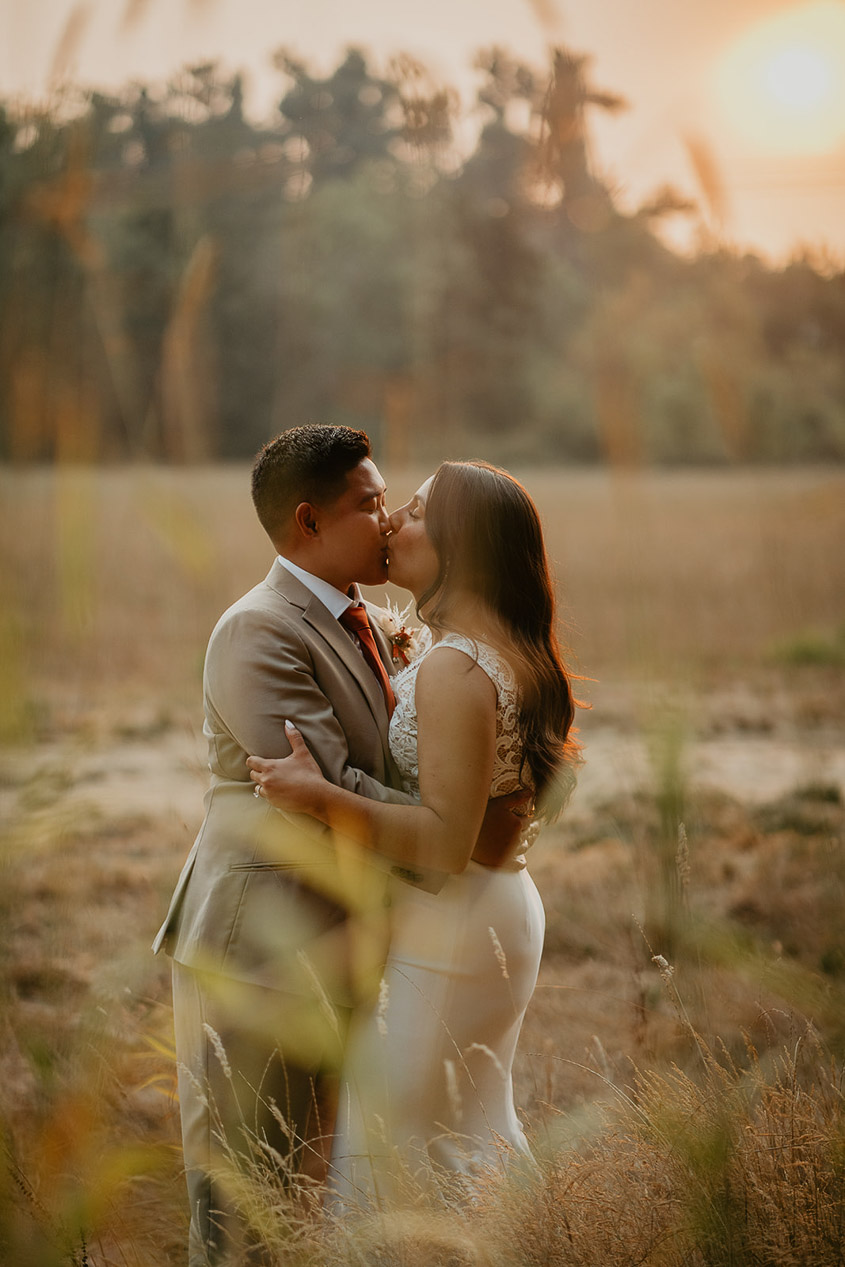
[388,506,404,533]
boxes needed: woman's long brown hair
[418,461,579,820]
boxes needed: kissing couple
[154,424,579,1264]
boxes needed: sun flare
[715,2,845,154]
[765,45,832,112]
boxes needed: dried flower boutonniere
[371,599,426,667]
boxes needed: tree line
[1,45,844,464]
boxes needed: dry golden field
[2,463,845,1265]
[3,464,845,710]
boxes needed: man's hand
[471,789,534,868]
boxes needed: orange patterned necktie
[339,604,396,716]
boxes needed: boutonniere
[371,600,425,666]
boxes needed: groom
[155,425,521,1264]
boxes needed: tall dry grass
[473,1029,845,1267]
[2,463,845,1263]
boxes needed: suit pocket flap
[228,861,329,872]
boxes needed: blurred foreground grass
[1,464,845,1263]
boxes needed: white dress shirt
[276,554,362,619]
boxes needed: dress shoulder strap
[431,633,517,698]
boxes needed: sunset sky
[3,0,845,263]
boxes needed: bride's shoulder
[427,633,517,694]
[414,643,498,711]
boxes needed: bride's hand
[247,723,326,814]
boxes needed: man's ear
[293,501,319,539]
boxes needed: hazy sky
[3,0,845,262]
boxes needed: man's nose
[379,503,392,532]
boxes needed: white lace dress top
[389,630,531,801]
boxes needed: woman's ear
[293,501,319,539]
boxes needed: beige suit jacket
[153,559,433,1005]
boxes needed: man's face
[310,458,390,590]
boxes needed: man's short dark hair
[251,425,372,543]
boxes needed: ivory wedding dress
[327,632,545,1207]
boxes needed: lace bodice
[389,631,530,802]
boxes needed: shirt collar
[276,555,361,620]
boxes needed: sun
[764,45,832,112]
[715,2,845,154]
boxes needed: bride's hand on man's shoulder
[247,723,325,813]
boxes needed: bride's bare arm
[248,648,497,874]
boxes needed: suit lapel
[265,561,391,738]
[366,602,399,678]
[303,602,390,726]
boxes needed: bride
[248,460,579,1204]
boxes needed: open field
[1,464,845,1263]
[3,464,845,710]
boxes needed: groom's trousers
[172,962,348,1266]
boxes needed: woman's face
[387,476,440,598]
